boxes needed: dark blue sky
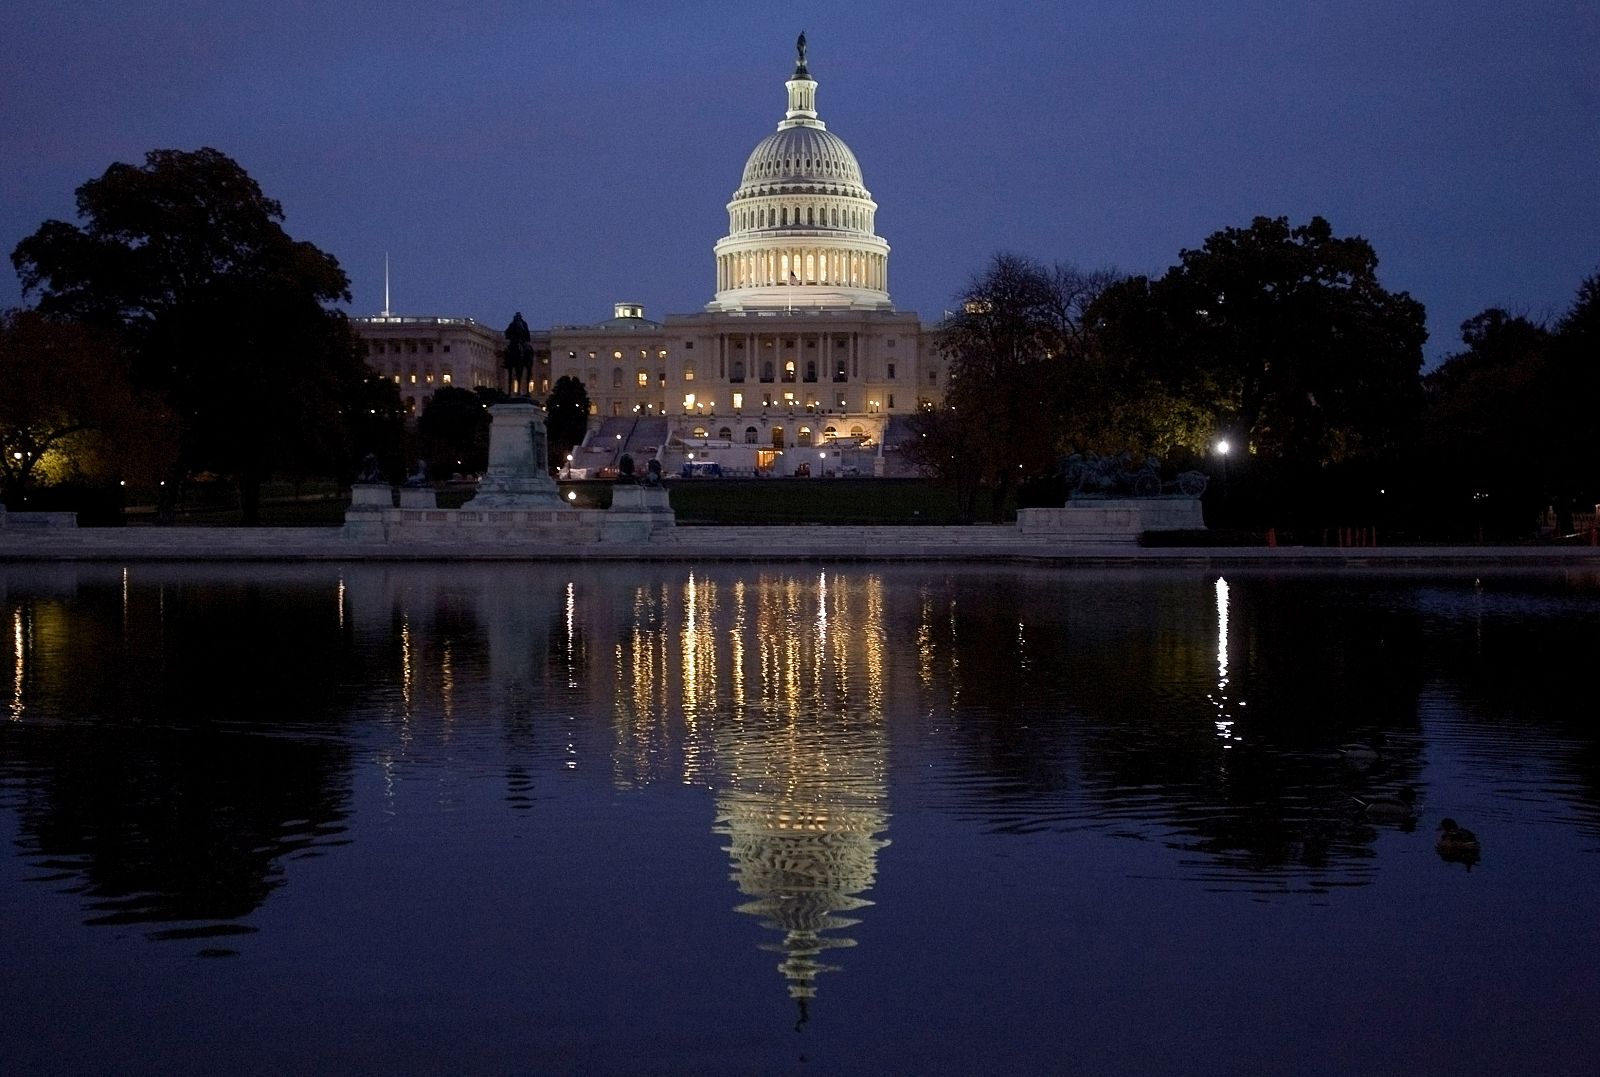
[3,1,1595,362]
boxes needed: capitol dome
[709,38,892,312]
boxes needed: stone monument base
[1017,498,1205,545]
[467,401,563,508]
[602,484,676,542]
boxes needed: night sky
[3,2,1595,363]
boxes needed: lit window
[637,369,649,388]
[409,373,417,384]
[425,373,434,384]
[732,392,743,409]
[442,371,453,385]
[613,350,623,360]
[683,393,696,409]
[683,363,695,381]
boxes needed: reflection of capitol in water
[611,571,891,1023]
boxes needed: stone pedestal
[343,483,393,540]
[398,486,437,509]
[602,483,676,542]
[467,401,563,507]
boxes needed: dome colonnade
[709,39,892,311]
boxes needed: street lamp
[565,453,573,479]
[1214,439,1231,512]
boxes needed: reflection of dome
[709,40,892,312]
[715,715,889,1026]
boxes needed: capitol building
[353,39,943,478]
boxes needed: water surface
[2,563,1597,1075]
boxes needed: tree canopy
[11,148,368,523]
[544,375,592,468]
[1090,216,1428,473]
[0,309,176,501]
[908,253,1116,520]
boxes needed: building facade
[351,41,943,471]
[349,315,508,416]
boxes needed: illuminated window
[683,363,695,381]
[798,426,812,446]
[425,373,434,384]
[613,350,623,360]
[732,392,743,409]
[637,369,649,388]
[692,426,707,438]
[409,373,417,385]
[683,393,696,409]
[442,371,453,384]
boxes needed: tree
[11,148,367,523]
[1091,216,1427,476]
[1416,276,1600,536]
[544,375,592,469]
[416,386,494,479]
[907,254,1116,521]
[0,309,177,503]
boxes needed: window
[804,361,817,382]
[409,373,418,385]
[718,427,732,440]
[442,344,451,354]
[744,426,758,444]
[851,425,866,438]
[613,368,624,389]
[887,363,896,379]
[732,392,743,409]
[613,350,623,360]
[798,426,812,446]
[425,343,434,354]
[887,338,896,348]
[684,393,696,410]
[684,341,693,350]
[887,393,895,408]
[783,361,796,383]
[823,426,838,440]
[683,362,696,381]
[731,361,745,383]
[637,369,649,388]
[761,361,774,383]
[834,359,847,382]
[929,368,938,384]
[692,426,707,438]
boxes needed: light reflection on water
[1,563,1599,1074]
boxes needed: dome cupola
[709,35,892,312]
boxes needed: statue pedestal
[467,402,563,508]
[602,483,675,542]
[344,483,393,540]
[398,487,436,509]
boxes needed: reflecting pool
[2,563,1598,1075]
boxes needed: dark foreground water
[1,563,1597,1076]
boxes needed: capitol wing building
[355,41,944,479]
